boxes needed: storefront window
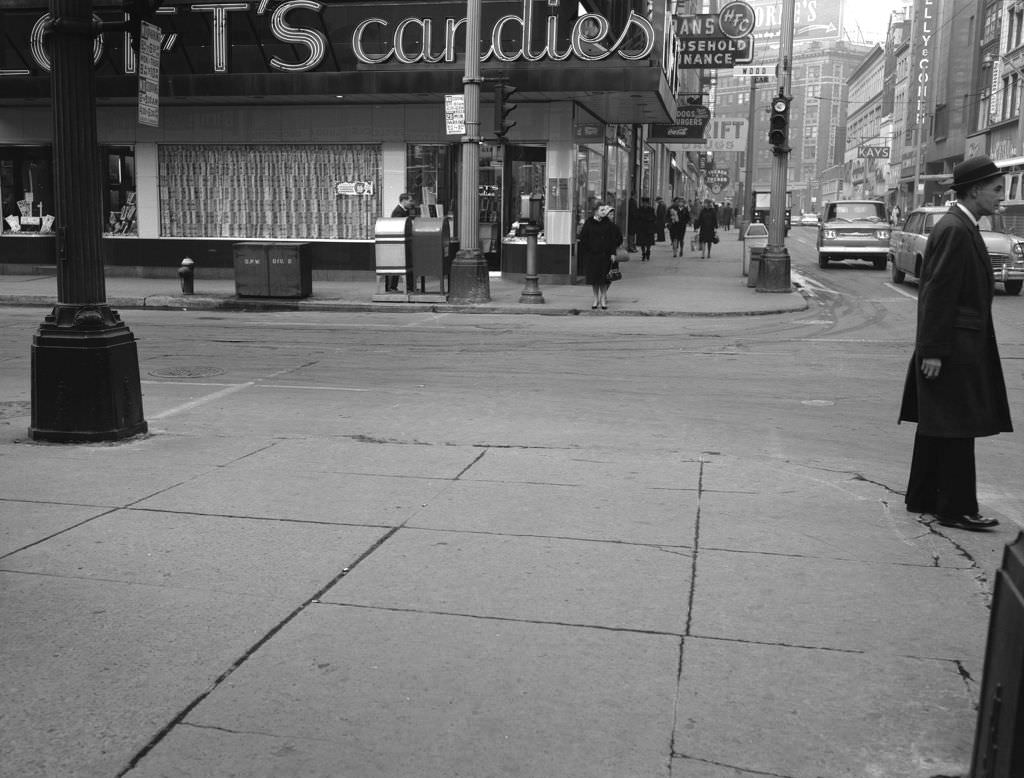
[105,147,137,235]
[159,144,381,239]
[406,144,456,219]
[575,143,605,231]
[606,136,631,238]
[1,147,54,235]
[479,143,502,261]
[506,144,546,229]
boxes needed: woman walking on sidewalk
[667,197,689,257]
[578,203,623,310]
[635,197,657,261]
[696,199,719,258]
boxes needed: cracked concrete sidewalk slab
[690,548,989,658]
[0,572,297,778]
[673,637,974,778]
[128,607,681,778]
[407,478,699,546]
[697,489,971,567]
[2,508,391,601]
[319,526,693,634]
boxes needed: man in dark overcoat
[898,155,1013,531]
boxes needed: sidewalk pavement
[0,229,807,317]
[1,227,998,777]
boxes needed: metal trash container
[374,216,412,295]
[409,217,451,294]
[233,242,269,297]
[267,243,312,297]
[971,532,1024,777]
[233,242,311,298]
[743,222,770,285]
[747,246,767,288]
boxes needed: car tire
[1004,280,1023,296]
[890,260,906,284]
[818,253,829,268]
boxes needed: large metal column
[30,0,147,442]
[448,0,490,303]
[757,0,794,293]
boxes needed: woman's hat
[950,155,1002,190]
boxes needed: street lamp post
[30,0,147,442]
[758,0,795,292]
[448,0,490,303]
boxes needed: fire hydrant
[178,257,195,295]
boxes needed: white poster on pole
[138,20,161,128]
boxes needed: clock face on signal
[773,100,788,112]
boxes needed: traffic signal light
[768,94,792,155]
[494,83,518,141]
[126,0,162,52]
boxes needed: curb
[0,293,808,318]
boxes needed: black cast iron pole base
[30,304,148,443]
[756,247,792,293]
[448,248,491,303]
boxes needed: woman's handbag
[712,232,720,244]
[606,260,622,282]
[614,247,630,263]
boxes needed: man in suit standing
[899,155,1013,531]
[385,193,415,292]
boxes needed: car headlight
[1013,241,1024,258]
[824,229,836,239]
[876,230,890,240]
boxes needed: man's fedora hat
[950,155,1002,190]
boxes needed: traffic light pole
[30,0,147,442]
[758,0,795,293]
[448,0,490,303]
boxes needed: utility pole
[30,0,147,442]
[742,76,759,222]
[758,0,794,292]
[448,0,490,303]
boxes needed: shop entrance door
[479,143,503,272]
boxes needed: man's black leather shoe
[934,514,999,531]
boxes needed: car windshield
[829,203,886,222]
[924,212,1010,235]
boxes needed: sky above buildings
[842,0,909,44]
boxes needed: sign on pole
[858,146,891,159]
[676,1,756,68]
[137,20,161,128]
[647,105,712,143]
[703,118,748,152]
[445,94,466,135]
[731,64,771,78]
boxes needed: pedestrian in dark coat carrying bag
[578,203,623,310]
[898,155,1013,531]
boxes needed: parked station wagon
[889,206,1024,296]
[816,200,890,269]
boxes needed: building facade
[0,0,677,281]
